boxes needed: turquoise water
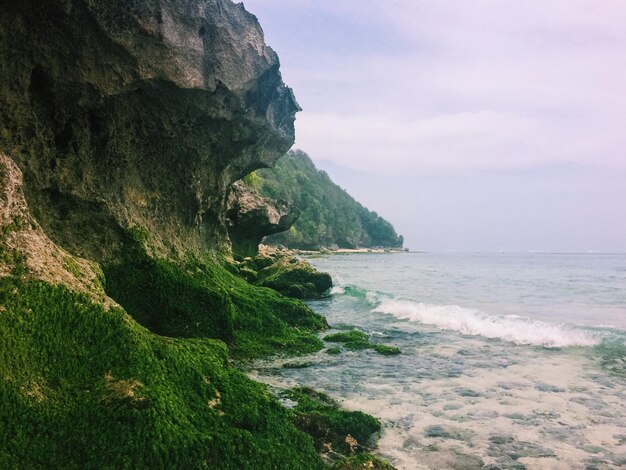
[250,253,626,469]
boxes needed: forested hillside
[253,150,403,250]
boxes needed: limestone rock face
[0,153,107,300]
[226,181,298,258]
[0,0,299,261]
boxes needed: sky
[243,0,626,252]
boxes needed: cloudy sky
[244,0,626,252]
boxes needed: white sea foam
[374,299,601,347]
[365,290,381,306]
[330,285,346,295]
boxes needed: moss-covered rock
[372,345,402,356]
[324,330,401,356]
[0,277,325,469]
[283,387,381,459]
[232,245,333,299]
[255,256,332,299]
[102,241,328,359]
[344,341,373,351]
[324,330,369,343]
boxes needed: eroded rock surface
[0,0,299,262]
[226,180,298,258]
[0,153,107,300]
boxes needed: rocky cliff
[0,0,299,261]
[226,180,298,258]
[0,1,391,468]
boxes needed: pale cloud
[252,0,626,175]
[244,0,626,250]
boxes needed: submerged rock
[323,329,401,356]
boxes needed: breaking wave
[373,299,603,347]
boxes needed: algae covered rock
[233,244,333,299]
[283,387,382,460]
[0,1,335,467]
[255,255,333,299]
[0,277,326,469]
[324,330,370,343]
[323,329,401,356]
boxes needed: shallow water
[251,252,626,469]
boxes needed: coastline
[294,248,408,255]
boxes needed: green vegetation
[344,341,372,351]
[326,347,342,355]
[232,250,333,299]
[62,256,84,278]
[323,330,401,356]
[324,330,369,343]
[371,344,402,356]
[283,387,381,455]
[0,277,326,469]
[102,242,327,359]
[254,260,333,299]
[255,150,403,250]
[0,216,27,276]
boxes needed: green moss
[284,387,381,455]
[344,341,371,351]
[324,331,400,356]
[62,256,84,278]
[0,276,326,469]
[127,225,150,244]
[332,453,396,470]
[371,345,401,356]
[324,330,369,343]
[241,170,261,188]
[326,347,342,355]
[255,261,332,299]
[0,216,25,237]
[102,242,327,359]
[0,217,28,276]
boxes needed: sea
[249,252,626,469]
